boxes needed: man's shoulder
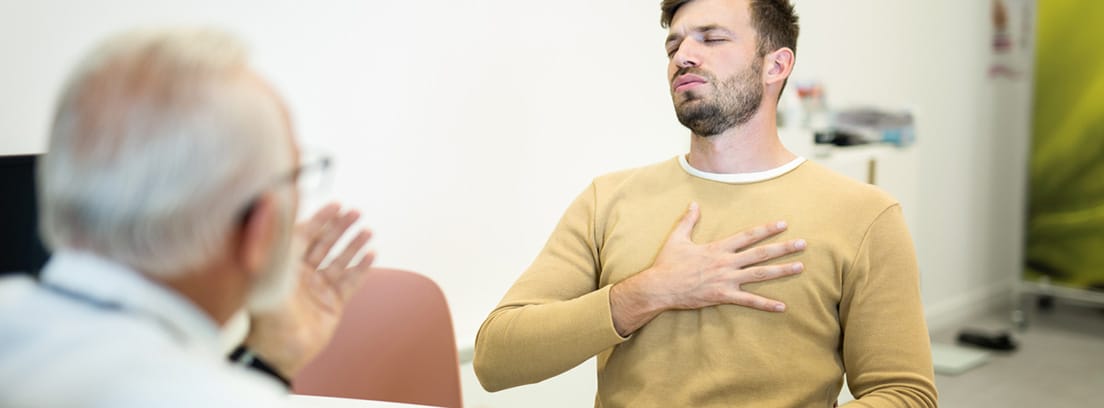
[90,360,287,407]
[0,280,285,407]
[0,277,157,344]
[4,362,288,408]
[795,160,900,212]
[0,275,37,308]
[589,157,682,193]
[0,303,285,407]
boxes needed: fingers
[338,248,376,301]
[297,202,342,238]
[670,202,701,242]
[304,210,361,267]
[719,220,790,252]
[325,229,372,272]
[735,262,804,284]
[321,229,373,298]
[731,239,807,268]
[354,250,377,275]
[728,291,788,313]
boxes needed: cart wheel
[1037,295,1055,311]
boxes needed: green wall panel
[1027,1,1104,290]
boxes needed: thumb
[671,201,701,241]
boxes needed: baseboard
[924,282,1014,332]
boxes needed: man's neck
[686,108,796,174]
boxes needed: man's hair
[39,28,293,278]
[660,0,800,57]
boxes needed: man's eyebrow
[696,25,733,35]
[666,25,733,45]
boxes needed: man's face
[665,0,765,136]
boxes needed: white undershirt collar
[678,154,806,184]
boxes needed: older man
[0,29,373,406]
[474,0,937,406]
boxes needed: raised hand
[244,202,375,378]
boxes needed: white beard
[245,196,299,313]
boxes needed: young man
[474,1,937,406]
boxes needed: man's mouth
[673,74,708,92]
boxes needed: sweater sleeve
[473,183,628,392]
[840,204,939,407]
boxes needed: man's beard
[245,190,299,313]
[674,61,764,137]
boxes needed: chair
[0,154,50,278]
[293,268,462,408]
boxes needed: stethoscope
[39,281,192,344]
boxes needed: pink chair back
[294,268,462,408]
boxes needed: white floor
[931,299,1104,407]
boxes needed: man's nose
[672,42,701,68]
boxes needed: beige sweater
[474,157,937,407]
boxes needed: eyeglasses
[238,152,333,224]
[289,152,334,198]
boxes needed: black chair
[0,154,50,278]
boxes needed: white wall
[0,0,1032,406]
[790,0,1033,326]
[0,0,684,349]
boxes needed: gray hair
[39,28,294,278]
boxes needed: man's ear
[763,47,796,86]
[238,192,279,279]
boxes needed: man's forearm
[842,385,938,408]
[473,286,628,392]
